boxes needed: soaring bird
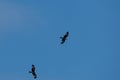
[29,64,37,79]
[60,32,69,44]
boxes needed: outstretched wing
[61,40,65,44]
[32,72,37,79]
[60,32,69,44]
[66,32,69,36]
[29,64,37,79]
[29,71,32,73]
[64,32,69,38]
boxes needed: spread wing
[60,32,69,44]
[65,32,69,37]
[29,64,37,79]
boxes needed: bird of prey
[29,64,37,79]
[60,32,69,44]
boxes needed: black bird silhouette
[29,64,37,79]
[60,32,69,44]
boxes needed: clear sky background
[0,0,120,80]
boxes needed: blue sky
[0,0,120,80]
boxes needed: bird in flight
[60,32,69,44]
[29,64,37,79]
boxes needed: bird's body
[29,64,37,79]
[60,32,69,44]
